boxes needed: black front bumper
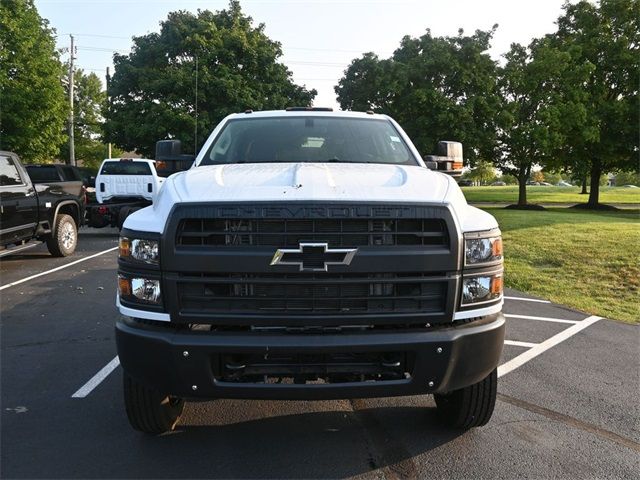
[116,313,505,400]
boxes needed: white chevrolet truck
[116,109,505,434]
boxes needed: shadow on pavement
[121,406,463,479]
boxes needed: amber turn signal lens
[490,275,503,295]
[492,237,503,257]
[118,275,131,297]
[119,237,131,257]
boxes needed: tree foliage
[500,174,518,185]
[496,40,592,205]
[614,170,640,186]
[105,1,316,157]
[0,0,68,161]
[335,28,501,163]
[467,161,497,185]
[551,0,640,206]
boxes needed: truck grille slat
[177,218,448,247]
[177,273,447,314]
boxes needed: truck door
[0,153,38,245]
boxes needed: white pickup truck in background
[95,159,164,204]
[86,158,165,230]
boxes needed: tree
[105,1,316,157]
[0,0,68,161]
[495,40,592,206]
[551,0,640,207]
[336,27,502,163]
[500,173,518,185]
[540,171,562,185]
[467,161,496,185]
[613,170,640,186]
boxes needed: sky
[36,0,571,109]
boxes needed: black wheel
[117,207,131,231]
[46,214,77,257]
[434,368,497,429]
[123,373,185,435]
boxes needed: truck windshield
[100,162,152,175]
[200,117,418,166]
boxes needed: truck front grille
[162,202,459,325]
[176,218,448,247]
[177,273,447,315]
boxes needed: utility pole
[68,34,76,166]
[106,67,112,159]
[194,55,198,155]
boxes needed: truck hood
[170,163,450,203]
[126,162,497,234]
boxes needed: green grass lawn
[462,186,640,204]
[484,208,639,323]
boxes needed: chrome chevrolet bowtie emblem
[270,242,358,272]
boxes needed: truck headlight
[118,275,162,305]
[119,237,159,265]
[461,274,503,306]
[464,231,502,266]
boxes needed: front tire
[46,214,77,257]
[123,373,185,435]
[434,368,497,429]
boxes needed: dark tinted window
[60,166,81,181]
[100,161,152,175]
[201,117,417,166]
[0,155,23,186]
[25,165,61,182]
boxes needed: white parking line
[71,356,120,398]
[498,316,602,378]
[504,340,539,348]
[505,313,579,325]
[0,242,40,258]
[0,246,118,291]
[504,296,551,304]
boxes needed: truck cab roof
[225,109,387,121]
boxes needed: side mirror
[155,140,196,177]
[424,156,439,171]
[424,141,464,178]
[156,140,183,159]
[88,176,96,188]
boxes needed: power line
[285,46,391,55]
[59,33,130,40]
[75,66,109,72]
[76,46,129,54]
[75,44,352,67]
[60,34,381,56]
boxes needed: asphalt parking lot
[1,228,638,479]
